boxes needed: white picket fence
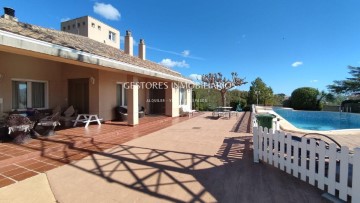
[253,126,360,202]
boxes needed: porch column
[165,82,179,117]
[127,76,139,125]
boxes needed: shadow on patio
[41,135,326,203]
[230,111,252,133]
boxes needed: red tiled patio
[0,114,203,188]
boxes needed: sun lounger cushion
[63,106,75,117]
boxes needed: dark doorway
[68,78,89,114]
[149,86,166,114]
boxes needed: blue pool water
[273,108,360,131]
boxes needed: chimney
[138,39,146,60]
[2,7,18,21]
[124,30,133,56]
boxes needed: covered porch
[0,50,192,128]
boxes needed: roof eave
[0,30,194,84]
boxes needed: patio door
[68,78,89,114]
[149,86,165,114]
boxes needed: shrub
[243,105,251,111]
[282,98,291,107]
[229,101,239,111]
[290,87,319,110]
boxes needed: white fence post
[300,137,307,182]
[317,141,326,190]
[327,143,337,196]
[285,134,292,174]
[253,127,259,163]
[339,146,349,200]
[250,124,357,200]
[352,148,360,202]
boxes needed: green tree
[327,94,347,105]
[290,87,320,110]
[248,77,274,105]
[228,89,248,109]
[192,88,221,111]
[273,93,286,106]
[201,72,247,106]
[328,66,360,94]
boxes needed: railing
[253,126,360,202]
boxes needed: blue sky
[2,0,360,95]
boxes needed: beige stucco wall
[165,82,180,117]
[138,84,146,113]
[0,50,184,120]
[98,70,125,120]
[0,51,64,112]
[0,52,101,114]
[61,64,100,115]
[87,16,120,49]
[61,16,120,49]
[98,70,148,120]
[187,88,193,110]
[61,16,89,37]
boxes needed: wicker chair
[115,106,128,121]
[37,112,61,136]
[6,114,34,144]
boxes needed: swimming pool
[273,108,360,131]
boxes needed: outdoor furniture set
[3,105,103,144]
[212,104,243,118]
[5,110,60,144]
[114,106,145,121]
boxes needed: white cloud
[181,50,190,57]
[292,61,303,67]
[60,17,70,22]
[189,74,202,81]
[159,59,189,68]
[310,80,318,83]
[93,2,121,21]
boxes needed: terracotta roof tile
[0,18,188,79]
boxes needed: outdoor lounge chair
[179,105,196,117]
[115,106,145,121]
[115,106,128,121]
[59,106,77,127]
[6,114,34,144]
[37,112,61,136]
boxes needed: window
[72,24,75,28]
[117,84,127,107]
[77,23,80,27]
[179,88,187,105]
[67,25,70,30]
[12,80,47,109]
[91,23,95,28]
[109,31,116,42]
[12,81,27,109]
[62,27,66,31]
[98,25,101,30]
[82,22,85,26]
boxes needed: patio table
[73,114,102,128]
[213,107,232,118]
